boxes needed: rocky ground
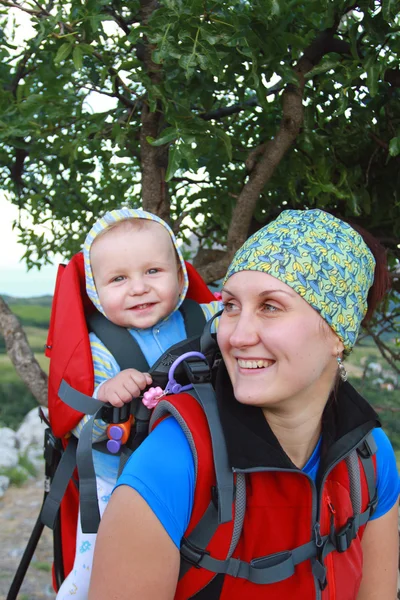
[0,472,55,600]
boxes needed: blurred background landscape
[0,294,399,468]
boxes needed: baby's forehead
[91,217,177,258]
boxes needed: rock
[0,474,10,497]
[0,428,18,469]
[367,362,382,375]
[16,406,48,453]
[26,445,44,472]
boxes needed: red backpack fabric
[152,393,376,600]
[45,252,214,588]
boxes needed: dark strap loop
[41,438,77,529]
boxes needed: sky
[0,196,61,297]
[0,9,119,298]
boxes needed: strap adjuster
[183,359,211,384]
[335,516,357,553]
[100,403,130,424]
[180,538,209,568]
[367,493,378,519]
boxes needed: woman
[89,209,399,600]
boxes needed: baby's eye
[112,275,125,283]
[147,268,160,275]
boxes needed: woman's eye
[223,301,238,313]
[263,303,279,313]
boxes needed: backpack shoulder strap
[87,311,150,372]
[179,298,206,338]
[150,378,242,588]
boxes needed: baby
[56,208,220,599]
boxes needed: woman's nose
[229,313,259,347]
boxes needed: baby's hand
[97,370,152,407]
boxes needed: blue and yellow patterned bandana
[224,209,375,353]
[83,208,189,317]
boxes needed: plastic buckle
[367,493,378,519]
[335,516,356,553]
[100,403,131,424]
[183,359,211,384]
[357,436,376,459]
[43,428,63,474]
[180,538,208,568]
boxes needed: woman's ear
[334,338,345,358]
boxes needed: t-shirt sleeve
[115,416,195,548]
[369,427,400,521]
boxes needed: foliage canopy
[0,0,399,282]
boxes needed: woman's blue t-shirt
[116,419,400,549]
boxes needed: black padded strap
[87,311,149,372]
[40,438,77,529]
[180,298,206,338]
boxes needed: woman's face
[217,271,343,413]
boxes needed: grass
[7,304,51,328]
[32,561,52,572]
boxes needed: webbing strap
[76,410,104,533]
[180,473,246,579]
[88,311,149,372]
[40,438,77,529]
[192,382,234,524]
[357,432,378,516]
[58,380,101,415]
[186,539,318,584]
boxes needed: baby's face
[91,221,183,329]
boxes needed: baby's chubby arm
[72,334,151,440]
[97,369,152,407]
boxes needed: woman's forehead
[222,270,296,296]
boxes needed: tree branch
[212,28,354,279]
[0,296,48,406]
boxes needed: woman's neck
[262,398,326,469]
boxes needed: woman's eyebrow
[222,287,295,297]
[258,289,296,298]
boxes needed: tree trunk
[0,296,48,406]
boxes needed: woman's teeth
[237,359,273,369]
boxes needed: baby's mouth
[237,359,274,369]
[130,303,154,311]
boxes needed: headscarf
[224,209,375,353]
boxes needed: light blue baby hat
[83,208,189,317]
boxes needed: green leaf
[389,137,400,157]
[72,46,83,70]
[146,127,178,146]
[54,42,73,65]
[165,144,181,181]
[367,64,379,98]
[214,127,232,161]
[382,0,396,21]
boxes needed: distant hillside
[0,297,51,331]
[2,294,53,307]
